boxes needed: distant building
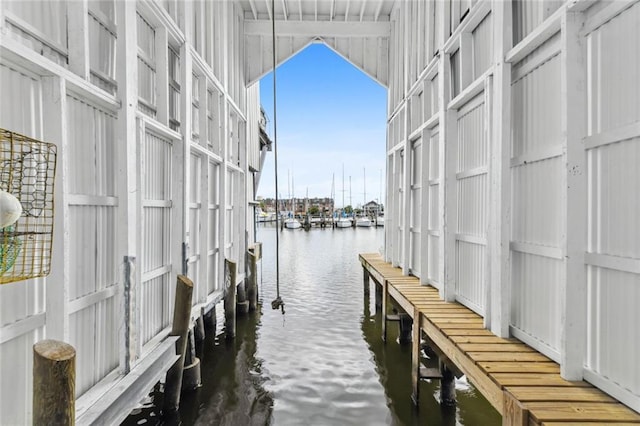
[363,200,383,217]
[262,197,334,215]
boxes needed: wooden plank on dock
[506,386,616,403]
[359,253,640,425]
[526,401,640,423]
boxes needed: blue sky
[257,43,387,208]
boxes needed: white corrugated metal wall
[0,62,46,423]
[583,1,640,410]
[387,0,640,412]
[66,95,119,396]
[0,0,261,422]
[510,36,564,357]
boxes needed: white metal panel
[512,0,564,45]
[88,3,117,93]
[0,328,44,424]
[141,130,173,345]
[0,63,42,138]
[69,297,119,396]
[511,158,563,247]
[3,0,67,64]
[587,2,640,136]
[511,251,562,354]
[511,51,561,159]
[510,39,564,356]
[0,63,46,361]
[472,12,492,80]
[455,96,487,315]
[64,96,119,397]
[137,12,157,117]
[587,267,640,402]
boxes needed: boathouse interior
[0,0,639,424]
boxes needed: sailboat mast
[363,167,366,207]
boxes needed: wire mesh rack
[0,128,57,284]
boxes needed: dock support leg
[382,280,388,342]
[363,267,370,297]
[194,314,205,360]
[440,362,456,406]
[203,304,216,335]
[398,313,412,344]
[375,282,382,310]
[247,251,258,311]
[411,307,420,405]
[224,260,237,339]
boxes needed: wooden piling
[194,314,205,360]
[203,304,216,334]
[411,307,420,405]
[398,313,412,344]
[440,363,456,406]
[363,267,370,297]
[224,259,237,339]
[163,275,194,413]
[247,251,258,311]
[33,340,76,426]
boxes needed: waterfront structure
[0,0,638,423]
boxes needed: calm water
[124,224,501,425]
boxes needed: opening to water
[123,226,500,425]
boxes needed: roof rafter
[245,20,390,37]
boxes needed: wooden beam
[488,0,512,337]
[503,390,529,426]
[244,20,390,37]
[559,10,587,381]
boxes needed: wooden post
[440,362,456,406]
[382,280,389,342]
[247,251,258,311]
[375,281,382,310]
[398,313,412,344]
[363,267,370,297]
[224,259,237,339]
[33,340,76,426]
[203,304,216,335]
[194,314,205,360]
[163,275,194,413]
[411,307,420,405]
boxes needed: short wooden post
[440,362,456,406]
[247,251,258,311]
[33,340,76,426]
[224,259,237,339]
[503,390,528,426]
[411,307,420,405]
[375,282,382,310]
[163,275,194,413]
[363,267,370,297]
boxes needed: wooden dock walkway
[359,253,640,426]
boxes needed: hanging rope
[270,0,284,314]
